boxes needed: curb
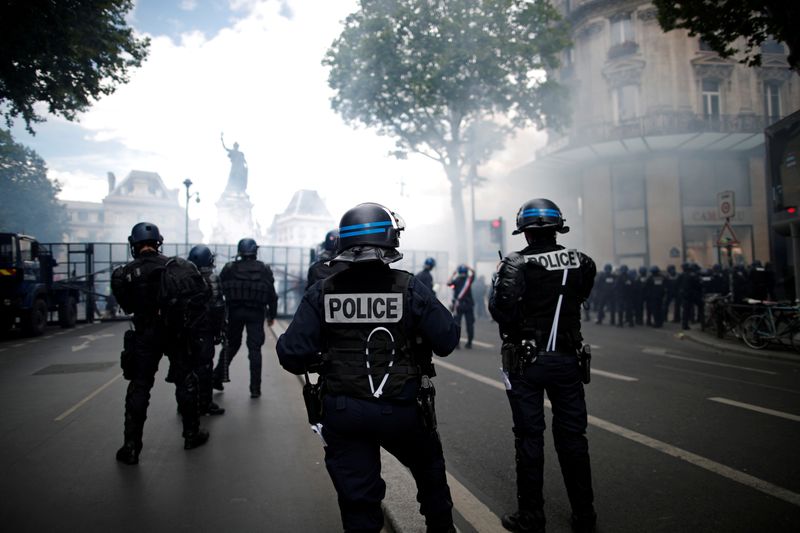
[677,329,800,363]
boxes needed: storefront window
[684,225,752,267]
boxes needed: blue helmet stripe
[522,208,560,217]
[339,220,393,232]
[340,227,387,238]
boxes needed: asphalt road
[1,316,798,532]
[432,316,800,533]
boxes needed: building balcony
[536,111,771,168]
[608,41,639,60]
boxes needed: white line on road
[436,359,800,508]
[12,343,23,348]
[54,372,124,422]
[590,369,638,382]
[655,364,800,395]
[643,348,777,375]
[459,338,495,349]
[446,471,505,533]
[708,397,800,422]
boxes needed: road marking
[12,343,23,348]
[54,372,124,421]
[708,397,800,423]
[446,471,505,533]
[0,348,7,353]
[643,348,777,375]
[655,365,800,395]
[437,359,800,508]
[71,333,115,352]
[459,338,495,349]
[590,369,638,382]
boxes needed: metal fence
[40,242,448,319]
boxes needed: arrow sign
[71,333,115,352]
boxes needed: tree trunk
[445,162,467,263]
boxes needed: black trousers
[454,304,474,344]
[595,294,615,324]
[215,306,265,391]
[123,324,200,444]
[192,333,216,411]
[505,354,595,520]
[321,395,453,533]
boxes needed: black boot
[250,388,261,398]
[571,511,597,533]
[501,510,545,532]
[203,402,225,415]
[184,428,210,450]
[115,441,141,465]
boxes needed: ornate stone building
[511,0,799,269]
[268,189,336,248]
[63,170,203,244]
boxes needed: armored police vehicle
[0,233,79,336]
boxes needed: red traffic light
[491,219,501,228]
[788,207,797,214]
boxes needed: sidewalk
[662,321,800,363]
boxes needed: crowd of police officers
[112,197,604,533]
[588,260,776,331]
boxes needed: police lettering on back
[524,249,580,270]
[324,293,403,323]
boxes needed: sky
[10,0,547,253]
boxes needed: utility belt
[501,339,592,384]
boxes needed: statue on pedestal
[221,133,248,195]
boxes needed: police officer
[416,257,436,292]
[276,202,460,533]
[188,245,226,416]
[644,266,666,328]
[635,265,648,325]
[489,199,597,533]
[111,223,209,465]
[682,264,704,330]
[614,265,634,327]
[213,238,278,398]
[307,229,348,289]
[663,264,680,323]
[593,264,616,325]
[449,264,475,349]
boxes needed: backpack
[158,257,210,331]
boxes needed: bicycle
[740,300,800,351]
[702,294,749,340]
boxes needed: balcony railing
[608,41,639,60]
[566,112,769,147]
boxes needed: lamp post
[183,179,200,249]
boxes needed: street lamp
[183,179,200,249]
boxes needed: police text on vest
[324,293,404,323]
[523,249,580,270]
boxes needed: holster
[121,329,135,380]
[417,375,437,432]
[302,373,324,425]
[501,340,538,376]
[579,344,592,384]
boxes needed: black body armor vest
[321,267,420,400]
[518,245,585,351]
[220,259,273,307]
[111,253,168,318]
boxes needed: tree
[324,0,569,260]
[653,0,800,73]
[0,129,68,241]
[0,0,149,133]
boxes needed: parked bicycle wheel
[741,315,769,349]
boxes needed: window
[761,39,785,54]
[701,79,721,119]
[764,82,781,124]
[680,158,751,206]
[610,15,634,45]
[563,46,574,67]
[0,234,16,263]
[699,39,714,51]
[78,211,88,221]
[19,238,32,262]
[613,85,638,123]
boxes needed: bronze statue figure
[221,132,248,194]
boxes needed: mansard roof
[106,170,178,203]
[280,189,332,218]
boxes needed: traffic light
[786,206,797,214]
[489,218,503,245]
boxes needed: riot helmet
[667,264,676,275]
[237,238,258,258]
[333,202,404,264]
[424,257,436,270]
[128,222,163,258]
[603,264,613,273]
[322,229,339,252]
[188,245,215,268]
[512,198,569,235]
[457,264,469,275]
[650,265,660,274]
[619,264,629,274]
[638,266,648,277]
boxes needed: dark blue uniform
[277,262,460,533]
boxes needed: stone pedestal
[212,191,257,244]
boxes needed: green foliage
[0,129,68,241]
[653,0,798,72]
[324,0,570,169]
[0,0,150,133]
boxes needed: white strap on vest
[366,327,395,398]
[546,269,569,352]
